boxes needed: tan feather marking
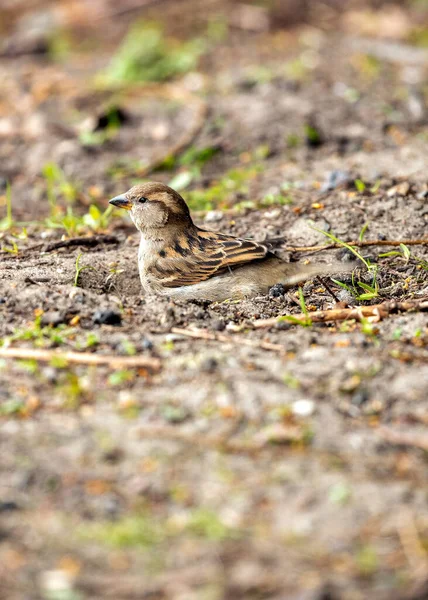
[150,229,270,289]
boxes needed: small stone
[162,404,189,423]
[212,320,226,331]
[204,210,224,223]
[201,357,218,373]
[0,297,6,304]
[320,170,351,192]
[336,289,354,305]
[40,570,74,595]
[269,283,285,298]
[292,399,315,417]
[387,181,410,197]
[41,311,64,327]
[0,501,20,512]
[93,310,122,326]
[264,208,281,220]
[141,338,153,350]
[352,389,370,406]
[338,247,357,262]
[42,367,58,383]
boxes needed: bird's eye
[138,197,148,204]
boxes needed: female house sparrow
[109,182,343,302]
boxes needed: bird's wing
[153,229,271,288]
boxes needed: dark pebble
[0,297,6,304]
[337,248,356,262]
[165,306,175,318]
[201,357,218,373]
[212,320,226,331]
[269,283,286,298]
[93,310,122,326]
[102,448,124,464]
[0,501,20,512]
[352,389,370,406]
[320,169,351,193]
[141,338,154,350]
[362,254,377,263]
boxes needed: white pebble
[291,399,315,417]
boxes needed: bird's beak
[109,194,132,210]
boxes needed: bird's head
[109,182,192,234]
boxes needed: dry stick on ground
[395,507,428,582]
[171,327,285,353]
[377,426,428,452]
[277,238,428,253]
[43,235,120,253]
[122,83,208,178]
[0,234,120,258]
[0,348,161,371]
[251,299,428,329]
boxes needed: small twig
[171,327,285,353]
[274,238,428,254]
[377,426,428,452]
[316,275,341,303]
[44,234,119,253]
[0,347,161,371]
[396,507,428,579]
[93,0,166,21]
[250,299,428,330]
[0,235,121,258]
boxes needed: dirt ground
[0,1,428,599]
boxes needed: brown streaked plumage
[109,182,346,302]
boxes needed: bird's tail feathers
[283,261,355,287]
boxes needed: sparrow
[109,182,345,302]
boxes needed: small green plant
[370,180,381,193]
[313,227,379,301]
[42,162,79,215]
[166,146,222,191]
[359,316,378,338]
[108,369,135,386]
[356,545,378,576]
[83,333,99,348]
[79,106,125,147]
[187,508,237,541]
[279,288,313,327]
[80,513,164,548]
[74,253,95,287]
[354,179,366,193]
[183,166,261,211]
[4,317,77,348]
[286,133,301,148]
[359,222,369,241]
[0,183,13,231]
[328,482,352,505]
[100,22,206,85]
[379,243,411,261]
[0,399,26,416]
[304,123,322,146]
[1,240,18,255]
